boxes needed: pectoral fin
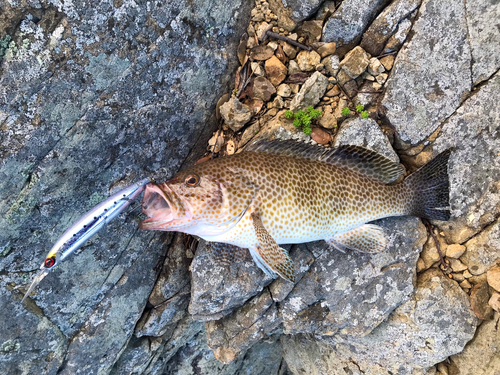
[327,224,387,254]
[251,212,295,282]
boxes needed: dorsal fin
[245,140,403,184]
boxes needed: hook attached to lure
[21,178,151,303]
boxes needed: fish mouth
[140,183,187,230]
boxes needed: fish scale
[140,140,451,282]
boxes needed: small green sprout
[356,104,364,113]
[285,107,322,135]
[341,107,351,116]
[361,110,369,119]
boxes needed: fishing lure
[22,178,150,302]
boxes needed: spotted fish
[140,140,451,282]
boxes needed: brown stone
[249,45,275,61]
[318,105,337,129]
[487,266,500,292]
[252,76,277,101]
[449,258,468,273]
[282,42,297,59]
[446,244,466,259]
[380,55,395,70]
[296,50,321,72]
[220,98,252,132]
[488,292,500,312]
[265,55,288,86]
[339,46,371,79]
[470,281,493,320]
[326,85,341,98]
[317,42,336,58]
[343,80,358,99]
[311,127,332,145]
[298,20,323,43]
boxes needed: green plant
[361,110,369,119]
[285,107,323,136]
[356,104,364,113]
[341,107,351,116]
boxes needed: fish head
[140,162,258,236]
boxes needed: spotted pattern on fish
[140,141,451,281]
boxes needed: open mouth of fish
[140,183,179,229]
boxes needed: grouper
[23,140,451,300]
[140,140,451,282]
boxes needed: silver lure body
[54,178,150,263]
[22,178,150,302]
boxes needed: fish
[22,178,150,302]
[140,140,451,282]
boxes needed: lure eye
[44,257,56,268]
[185,174,200,187]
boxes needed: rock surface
[449,313,500,375]
[283,269,478,375]
[0,0,251,374]
[382,0,471,147]
[289,71,329,111]
[432,71,500,244]
[334,117,399,163]
[322,0,391,55]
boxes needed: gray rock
[282,269,478,375]
[220,98,253,132]
[382,0,471,147]
[189,240,273,321]
[206,290,282,364]
[382,17,414,53]
[267,0,324,25]
[322,54,340,76]
[163,329,285,374]
[0,0,251,373]
[461,219,500,276]
[280,217,427,337]
[334,117,400,163]
[465,0,500,85]
[360,0,421,56]
[449,312,500,374]
[431,71,500,244]
[322,0,392,55]
[290,72,329,111]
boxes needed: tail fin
[405,149,452,221]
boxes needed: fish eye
[185,174,200,187]
[44,257,56,268]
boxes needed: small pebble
[446,244,466,259]
[449,258,468,272]
[460,280,472,289]
[310,127,332,145]
[452,273,465,282]
[487,266,500,292]
[226,140,236,155]
[488,291,500,312]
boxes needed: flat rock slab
[431,71,500,244]
[283,269,478,375]
[382,0,471,147]
[466,0,500,85]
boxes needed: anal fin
[251,212,295,282]
[207,242,248,266]
[327,224,387,254]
